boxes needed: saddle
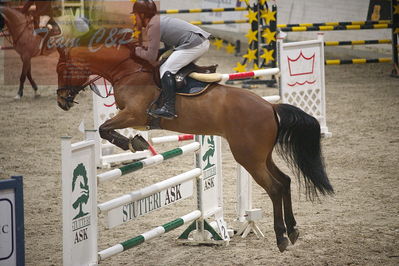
[152,62,217,95]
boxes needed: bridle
[56,48,142,106]
[56,57,102,105]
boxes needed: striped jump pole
[326,58,392,65]
[220,68,280,82]
[191,19,249,25]
[151,134,194,145]
[97,168,201,214]
[97,142,200,183]
[277,20,391,28]
[0,45,13,50]
[189,68,280,83]
[278,23,392,32]
[324,39,392,46]
[160,7,248,14]
[98,210,201,261]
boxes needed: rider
[21,0,57,36]
[132,0,211,120]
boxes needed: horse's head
[56,49,91,111]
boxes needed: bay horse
[56,43,334,252]
[0,6,44,99]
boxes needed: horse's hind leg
[230,143,289,252]
[247,163,289,252]
[27,64,39,98]
[267,155,299,245]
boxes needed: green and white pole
[98,210,201,261]
[97,142,200,183]
[97,168,201,213]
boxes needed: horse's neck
[83,48,152,85]
[2,7,31,41]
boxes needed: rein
[2,13,33,47]
[1,27,13,46]
[11,20,30,46]
[57,51,145,104]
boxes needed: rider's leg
[39,15,51,28]
[149,40,210,119]
[34,15,51,36]
[149,70,177,119]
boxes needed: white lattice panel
[279,35,331,136]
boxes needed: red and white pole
[220,68,280,82]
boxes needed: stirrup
[148,108,177,120]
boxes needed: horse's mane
[69,26,155,71]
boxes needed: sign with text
[106,179,194,228]
[0,176,24,266]
[0,194,15,265]
[197,135,223,219]
[62,139,98,266]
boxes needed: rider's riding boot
[149,71,178,119]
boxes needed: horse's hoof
[277,237,289,252]
[129,135,150,152]
[288,228,299,245]
[14,95,21,100]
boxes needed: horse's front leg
[16,56,31,99]
[98,109,149,152]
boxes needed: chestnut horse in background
[55,42,334,252]
[0,6,43,99]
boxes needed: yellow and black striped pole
[279,23,392,32]
[278,20,391,28]
[326,58,392,65]
[324,39,392,46]
[160,7,248,14]
[392,0,399,76]
[190,19,248,25]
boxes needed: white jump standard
[62,132,227,265]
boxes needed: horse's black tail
[274,104,334,200]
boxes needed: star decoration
[245,29,258,44]
[252,63,261,71]
[212,38,224,50]
[394,4,399,15]
[130,14,136,24]
[243,48,257,62]
[259,0,268,5]
[234,62,247,73]
[262,28,276,44]
[245,9,258,24]
[260,9,276,24]
[132,29,141,39]
[225,43,236,54]
[260,49,274,64]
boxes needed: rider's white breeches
[39,15,51,28]
[160,40,210,77]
